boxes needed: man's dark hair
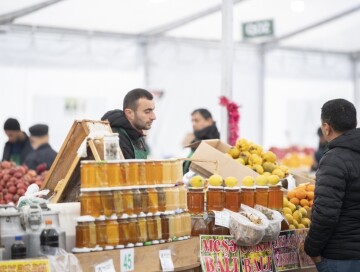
[4,118,20,131]
[321,99,357,132]
[192,108,213,120]
[123,88,153,111]
[317,127,323,137]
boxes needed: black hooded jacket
[101,110,147,159]
[191,123,220,150]
[304,128,360,259]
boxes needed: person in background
[24,124,57,171]
[304,99,360,271]
[2,118,33,165]
[101,88,156,159]
[183,108,220,173]
[311,127,327,171]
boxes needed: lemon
[268,175,280,186]
[272,169,285,179]
[208,174,223,186]
[299,207,307,217]
[189,175,204,188]
[285,214,293,224]
[283,207,292,215]
[242,176,255,187]
[255,175,268,186]
[224,176,238,187]
[283,197,289,207]
[228,147,240,159]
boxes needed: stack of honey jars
[73,159,191,253]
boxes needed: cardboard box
[189,139,258,186]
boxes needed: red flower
[219,96,241,145]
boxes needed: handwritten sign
[239,242,274,272]
[120,248,134,272]
[0,259,50,272]
[272,230,300,271]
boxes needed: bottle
[11,236,26,259]
[40,219,59,255]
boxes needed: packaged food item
[228,205,269,246]
[254,204,283,242]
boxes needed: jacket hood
[101,109,143,140]
[328,128,360,153]
[193,123,220,142]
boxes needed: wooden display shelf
[75,238,201,272]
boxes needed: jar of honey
[187,187,204,214]
[170,159,178,184]
[191,214,209,236]
[127,214,138,247]
[156,186,166,212]
[105,215,119,248]
[75,216,97,248]
[160,212,170,241]
[183,211,191,237]
[268,185,283,210]
[225,187,240,212]
[147,186,159,213]
[241,186,255,208]
[133,188,142,215]
[147,213,161,244]
[153,161,163,184]
[122,188,134,215]
[118,214,130,247]
[172,186,180,211]
[178,183,187,210]
[135,213,148,246]
[145,160,155,185]
[95,216,107,248]
[119,161,129,186]
[95,162,108,187]
[80,161,96,188]
[176,160,183,184]
[164,186,174,211]
[206,186,225,211]
[100,188,115,217]
[113,189,124,217]
[127,160,139,186]
[107,161,120,187]
[137,160,146,186]
[80,188,103,217]
[207,212,230,235]
[140,188,149,214]
[162,160,172,184]
[255,186,269,207]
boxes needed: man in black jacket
[2,118,33,165]
[24,124,57,172]
[101,89,156,159]
[304,99,360,271]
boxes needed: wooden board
[75,238,200,272]
[41,120,115,203]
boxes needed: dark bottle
[40,219,59,255]
[11,236,26,259]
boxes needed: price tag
[214,210,230,228]
[159,249,174,272]
[120,248,135,272]
[95,259,116,272]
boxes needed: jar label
[95,259,116,272]
[159,249,174,272]
[213,210,230,228]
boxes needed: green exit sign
[242,19,274,39]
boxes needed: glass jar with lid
[206,186,225,211]
[241,186,255,208]
[162,160,172,184]
[113,189,124,217]
[95,162,108,187]
[75,216,96,248]
[157,186,166,212]
[191,214,209,236]
[147,213,162,244]
[80,188,103,217]
[127,160,139,186]
[133,188,142,215]
[95,216,106,248]
[140,188,149,214]
[178,183,187,210]
[174,212,183,239]
[100,188,114,217]
[153,160,163,184]
[147,186,159,213]
[122,188,134,215]
[182,211,191,237]
[187,187,204,214]
[80,161,96,188]
[127,214,138,247]
[207,211,230,235]
[255,186,269,207]
[135,213,148,246]
[268,185,283,210]
[103,133,121,161]
[225,187,240,212]
[105,215,119,248]
[145,160,155,185]
[107,161,120,187]
[118,214,130,247]
[137,160,146,186]
[119,161,129,187]
[160,212,170,241]
[164,186,175,211]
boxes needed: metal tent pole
[258,46,265,145]
[352,54,360,123]
[221,0,234,143]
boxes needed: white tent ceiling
[1,0,360,53]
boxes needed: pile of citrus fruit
[283,183,314,229]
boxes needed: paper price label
[95,259,116,272]
[159,249,174,272]
[214,210,230,228]
[120,248,135,272]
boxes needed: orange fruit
[309,200,314,207]
[287,190,296,199]
[300,199,309,207]
[307,191,314,200]
[295,189,307,200]
[306,184,315,192]
[303,205,310,209]
[290,197,300,205]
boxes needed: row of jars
[187,185,283,214]
[80,185,187,217]
[81,159,183,188]
[190,212,230,236]
[74,212,191,251]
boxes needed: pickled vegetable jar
[187,187,204,214]
[80,189,102,217]
[206,186,225,211]
[241,187,255,208]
